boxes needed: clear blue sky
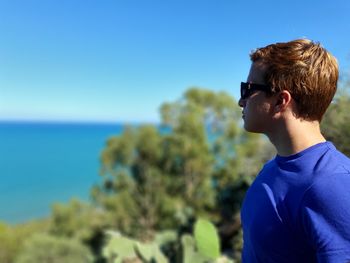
[1,0,350,123]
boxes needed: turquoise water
[0,121,125,224]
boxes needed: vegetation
[1,82,349,262]
[321,86,350,156]
[15,233,93,263]
[0,219,50,263]
[103,218,233,263]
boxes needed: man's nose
[238,97,246,107]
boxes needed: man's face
[238,63,275,133]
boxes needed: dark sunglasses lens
[241,89,246,99]
[240,83,249,99]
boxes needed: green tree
[15,233,93,263]
[0,219,50,263]
[92,125,177,240]
[50,199,107,240]
[49,199,109,263]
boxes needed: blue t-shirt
[241,142,350,262]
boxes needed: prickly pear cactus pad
[194,219,220,260]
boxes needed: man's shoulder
[299,169,350,258]
[321,142,350,174]
[302,144,350,205]
[261,157,277,170]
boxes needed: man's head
[242,39,338,122]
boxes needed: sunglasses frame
[240,82,271,100]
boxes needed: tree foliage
[49,199,109,262]
[50,199,107,240]
[15,233,93,263]
[0,220,50,263]
[321,88,350,156]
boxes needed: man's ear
[274,90,292,113]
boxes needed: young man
[239,39,350,262]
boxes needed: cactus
[154,230,177,246]
[135,242,168,263]
[103,230,168,263]
[194,219,221,260]
[181,234,209,263]
[102,231,138,263]
[103,219,234,263]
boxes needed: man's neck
[266,118,326,157]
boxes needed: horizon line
[0,118,161,126]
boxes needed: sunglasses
[240,82,271,100]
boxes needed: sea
[0,121,128,224]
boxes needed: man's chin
[243,123,263,134]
